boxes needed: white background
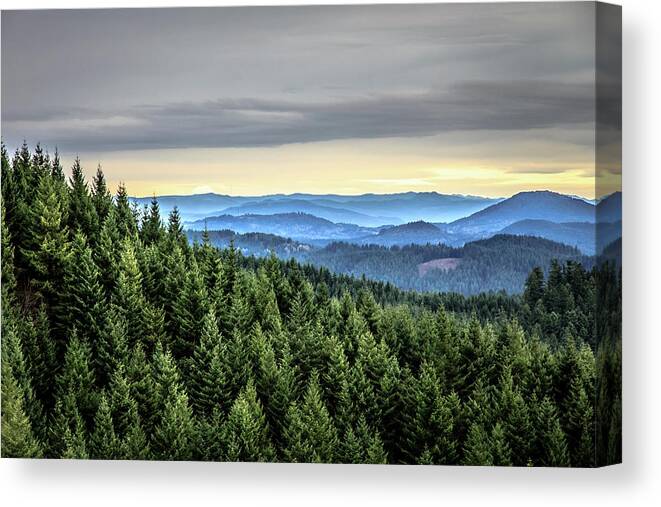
[0,0,658,505]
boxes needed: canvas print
[0,2,621,466]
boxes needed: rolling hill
[185,212,377,243]
[187,229,312,258]
[217,198,396,227]
[132,191,500,225]
[353,220,450,246]
[294,234,590,295]
[448,190,596,234]
[596,191,622,223]
[500,219,622,255]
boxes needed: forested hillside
[295,236,591,295]
[1,143,620,466]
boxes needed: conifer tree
[0,353,42,458]
[141,195,164,245]
[90,393,118,459]
[91,165,112,224]
[65,233,108,354]
[61,421,90,459]
[153,388,196,461]
[284,373,338,463]
[67,157,99,240]
[490,423,513,466]
[171,257,209,358]
[167,206,187,250]
[22,171,71,343]
[112,238,147,347]
[534,397,570,467]
[51,149,65,182]
[2,323,46,443]
[114,183,138,238]
[119,403,151,460]
[462,423,493,466]
[55,334,97,425]
[188,308,232,417]
[220,382,275,462]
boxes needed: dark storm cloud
[2,79,598,151]
[1,3,603,152]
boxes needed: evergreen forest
[1,143,621,466]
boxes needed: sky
[1,3,621,198]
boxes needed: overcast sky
[1,3,620,197]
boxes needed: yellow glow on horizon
[59,132,613,200]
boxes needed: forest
[1,143,621,466]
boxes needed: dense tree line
[1,143,621,466]
[292,237,591,296]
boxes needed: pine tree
[284,373,338,463]
[90,393,118,459]
[562,375,594,467]
[96,310,130,386]
[153,388,196,461]
[119,403,151,460]
[220,382,275,462]
[141,195,163,245]
[462,423,493,466]
[65,233,108,356]
[114,183,138,238]
[95,207,121,295]
[188,308,232,417]
[55,334,97,426]
[425,392,459,465]
[534,397,570,467]
[0,354,42,458]
[91,165,113,224]
[67,157,99,240]
[171,257,209,358]
[490,423,513,466]
[524,267,545,309]
[22,172,72,344]
[112,238,147,347]
[167,206,187,250]
[51,148,65,182]
[1,322,47,445]
[356,416,388,464]
[1,204,17,299]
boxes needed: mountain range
[132,191,500,225]
[182,190,620,253]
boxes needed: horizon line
[127,188,604,202]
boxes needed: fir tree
[67,157,99,240]
[90,393,118,459]
[0,354,42,458]
[284,373,338,463]
[141,195,163,245]
[220,382,275,462]
[91,165,112,223]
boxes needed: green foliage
[219,382,275,462]
[0,145,621,465]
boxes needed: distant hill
[448,190,596,234]
[130,193,252,222]
[354,220,450,247]
[132,191,500,225]
[218,198,396,227]
[185,212,377,243]
[500,219,622,255]
[187,229,312,258]
[295,234,590,295]
[596,192,622,223]
[300,192,501,224]
[599,237,622,268]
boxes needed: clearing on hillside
[417,257,462,277]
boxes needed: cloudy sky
[1,3,620,198]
